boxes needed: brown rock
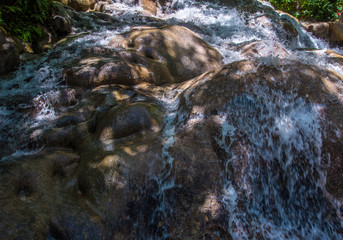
[64,25,222,88]
[304,22,331,41]
[63,56,175,87]
[0,148,102,240]
[305,22,343,47]
[240,40,289,58]
[95,102,162,144]
[331,22,343,45]
[57,0,98,11]
[125,25,223,82]
[177,59,343,199]
[138,0,158,15]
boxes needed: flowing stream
[1,0,343,239]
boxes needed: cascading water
[1,0,343,239]
[216,88,338,239]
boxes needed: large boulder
[0,29,20,75]
[63,25,222,88]
[176,59,343,199]
[1,56,343,238]
[124,25,223,82]
[165,58,343,237]
[63,55,175,87]
[0,148,101,240]
[304,21,343,47]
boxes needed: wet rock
[2,56,343,238]
[56,0,98,11]
[0,29,20,75]
[177,59,343,200]
[51,2,74,36]
[240,40,289,58]
[304,22,331,42]
[305,22,343,47]
[0,148,87,240]
[64,25,222,87]
[30,88,80,118]
[48,209,104,240]
[136,0,166,15]
[277,10,317,49]
[304,49,343,66]
[70,0,98,11]
[64,56,175,87]
[95,102,162,143]
[52,16,72,34]
[125,25,223,82]
[75,132,165,237]
[94,1,107,12]
[280,19,299,41]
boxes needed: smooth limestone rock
[155,58,343,237]
[64,55,175,87]
[56,0,98,11]
[138,0,159,15]
[95,102,162,144]
[240,40,289,58]
[64,25,222,87]
[125,25,223,82]
[3,2,343,238]
[304,22,343,47]
[177,59,343,199]
[0,148,96,240]
[2,55,343,238]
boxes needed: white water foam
[214,87,341,239]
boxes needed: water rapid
[0,0,343,239]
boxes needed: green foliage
[268,0,342,21]
[0,0,53,42]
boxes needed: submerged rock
[240,40,289,58]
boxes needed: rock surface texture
[64,25,223,87]
[56,0,98,11]
[0,0,343,239]
[304,22,343,47]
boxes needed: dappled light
[0,0,343,239]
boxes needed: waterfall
[0,0,342,239]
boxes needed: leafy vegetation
[268,0,342,21]
[0,0,53,42]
